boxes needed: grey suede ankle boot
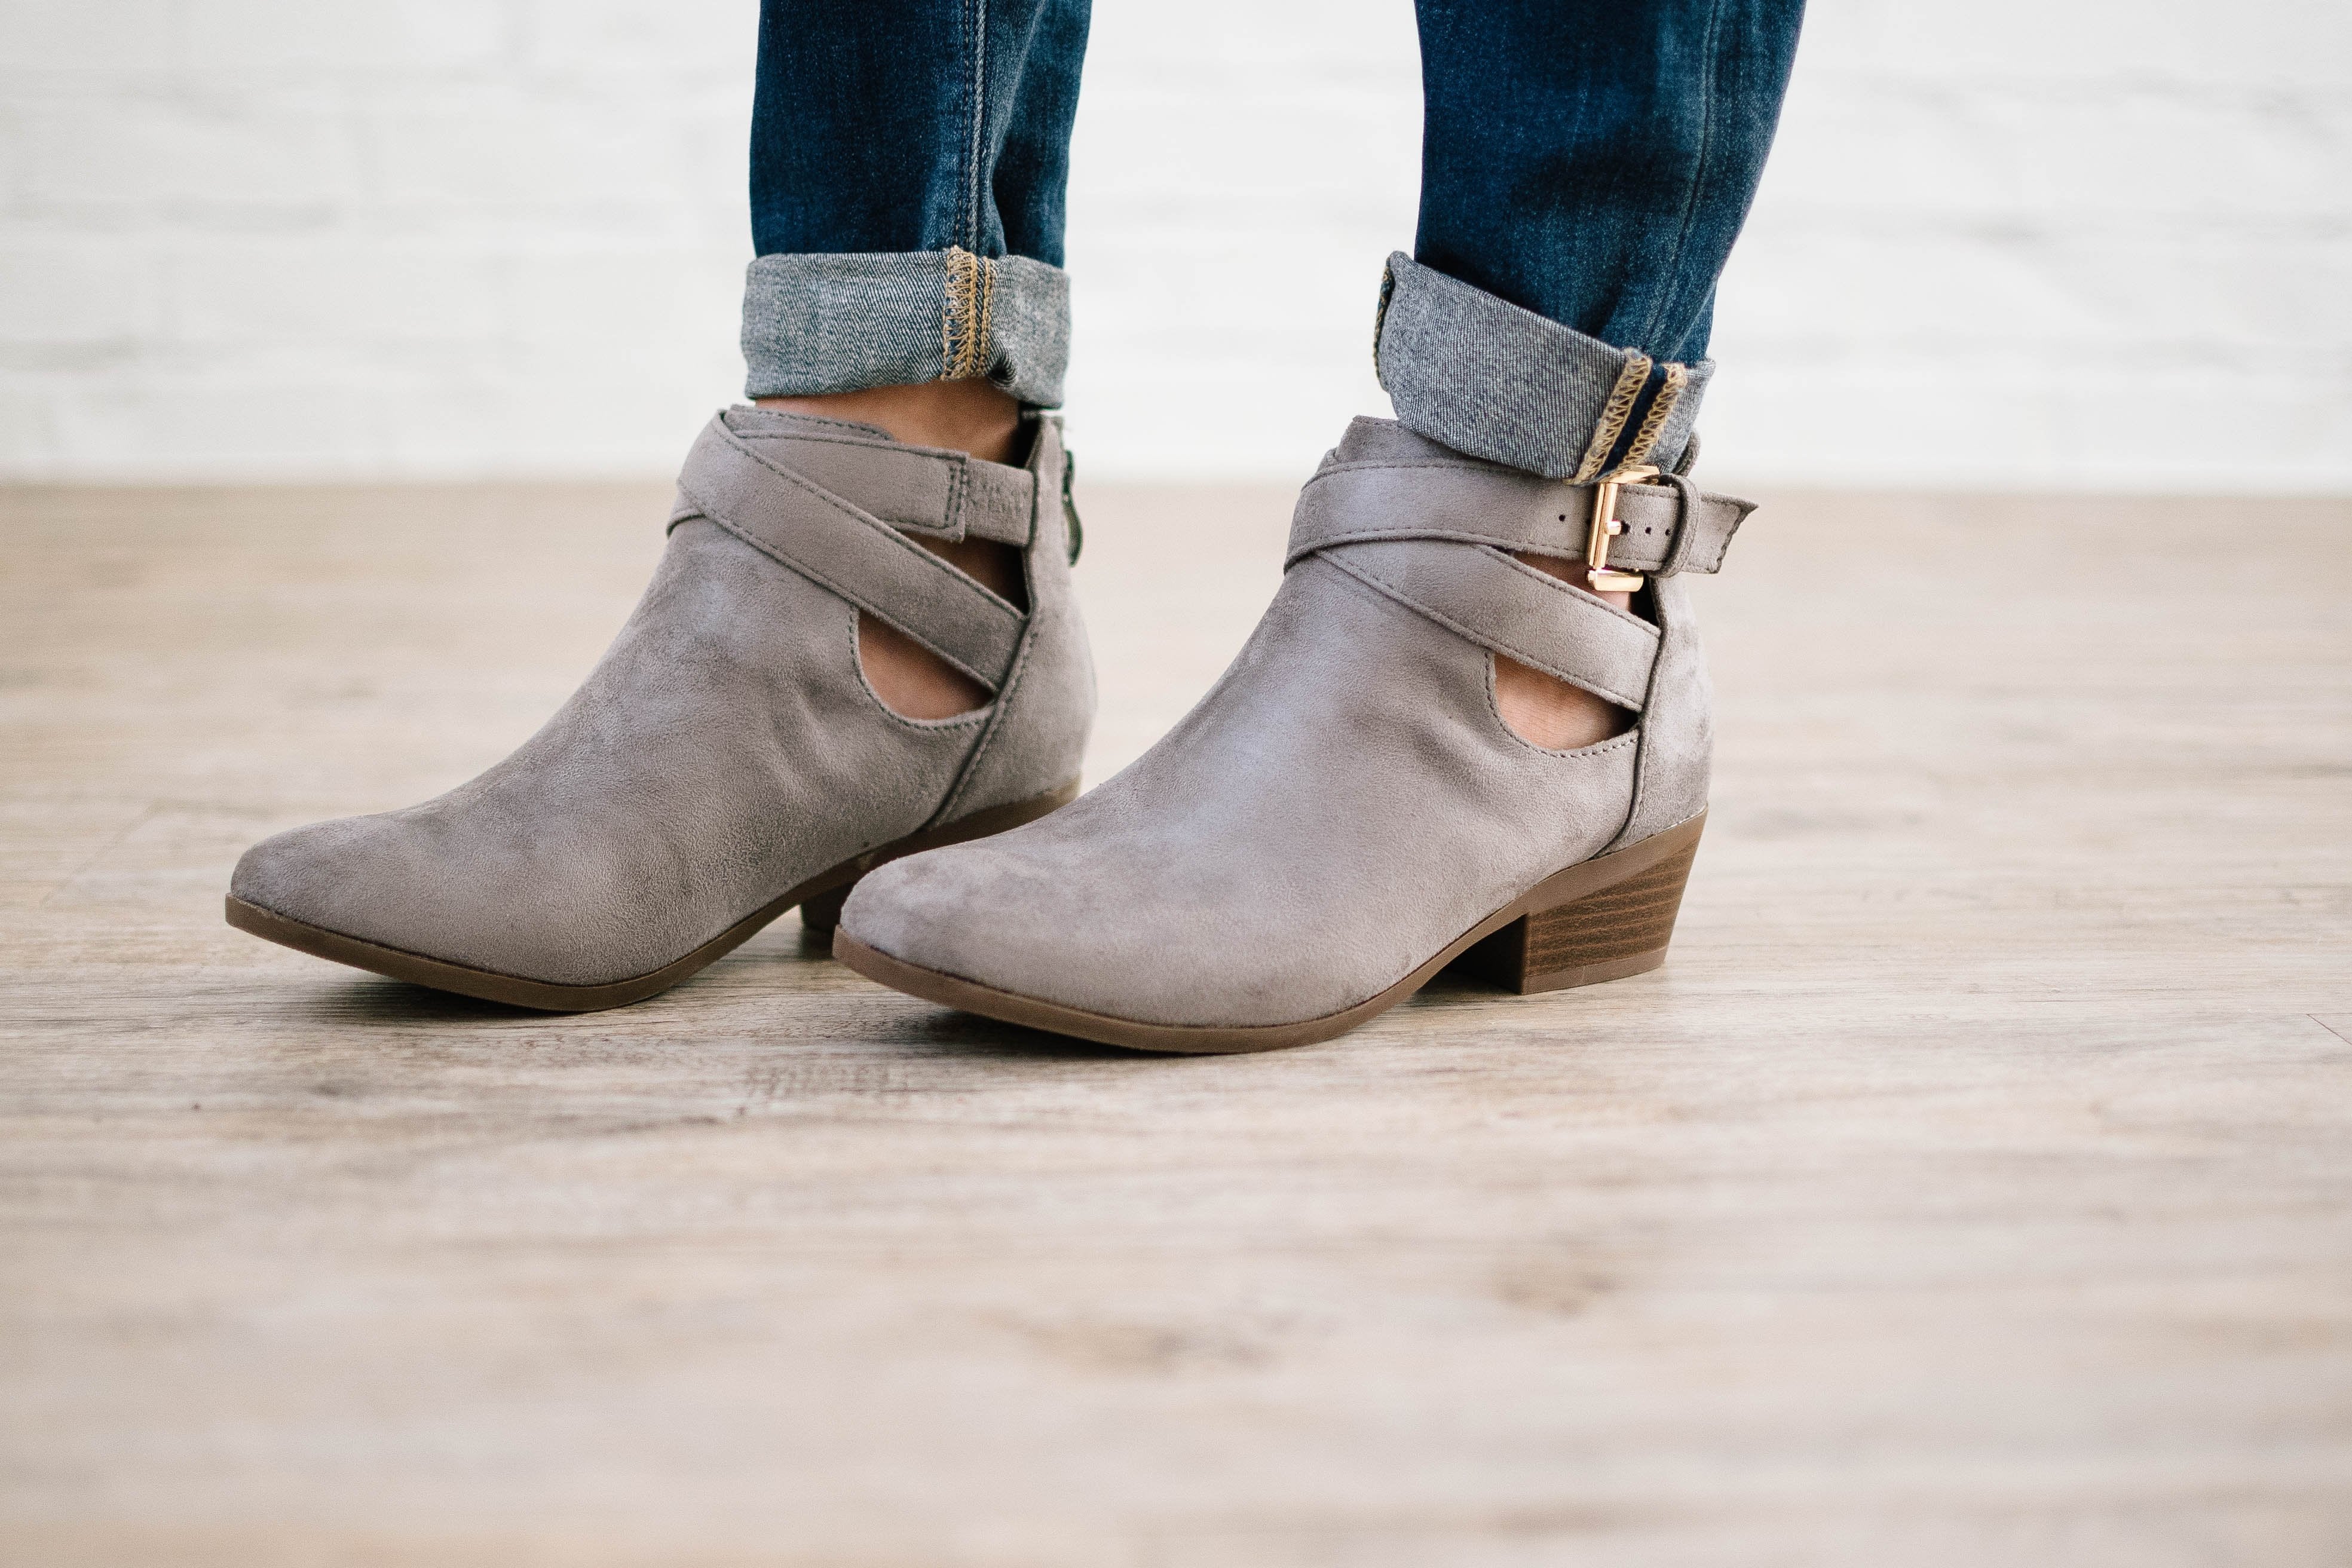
[834,416,1755,1052]
[227,406,1093,1010]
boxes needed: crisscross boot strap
[670,414,1031,694]
[1285,455,1758,714]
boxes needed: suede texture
[231,408,1094,987]
[677,412,1027,688]
[1320,538,1659,710]
[932,413,1096,825]
[843,556,1640,1028]
[839,415,1750,1031]
[1607,570,1713,851]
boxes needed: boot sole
[833,811,1705,1054]
[225,780,1082,1013]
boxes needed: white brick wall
[1,0,2346,488]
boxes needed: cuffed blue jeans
[743,0,1803,479]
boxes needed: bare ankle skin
[758,381,1027,719]
[758,379,1022,464]
[1494,555,1636,749]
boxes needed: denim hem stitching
[1569,352,1653,484]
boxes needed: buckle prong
[1582,464,1658,593]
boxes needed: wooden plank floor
[2,477,2349,1567]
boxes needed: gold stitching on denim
[1621,361,1690,468]
[943,247,967,376]
[976,253,996,381]
[944,246,992,381]
[1570,351,1652,485]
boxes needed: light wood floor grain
[2,479,2349,1567]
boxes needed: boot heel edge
[799,880,853,934]
[1460,832,1701,996]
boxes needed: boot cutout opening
[1492,550,1640,749]
[1493,651,1636,750]
[859,537,1027,720]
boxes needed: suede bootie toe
[834,416,1754,1052]
[228,407,1093,1009]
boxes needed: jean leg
[742,0,1091,405]
[1377,0,1803,477]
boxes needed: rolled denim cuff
[1373,252,1713,480]
[742,249,1071,407]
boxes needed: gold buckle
[1583,464,1658,593]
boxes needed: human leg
[746,0,1091,713]
[742,0,1088,415]
[836,0,1803,1048]
[226,1,1098,1007]
[1405,0,1803,746]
